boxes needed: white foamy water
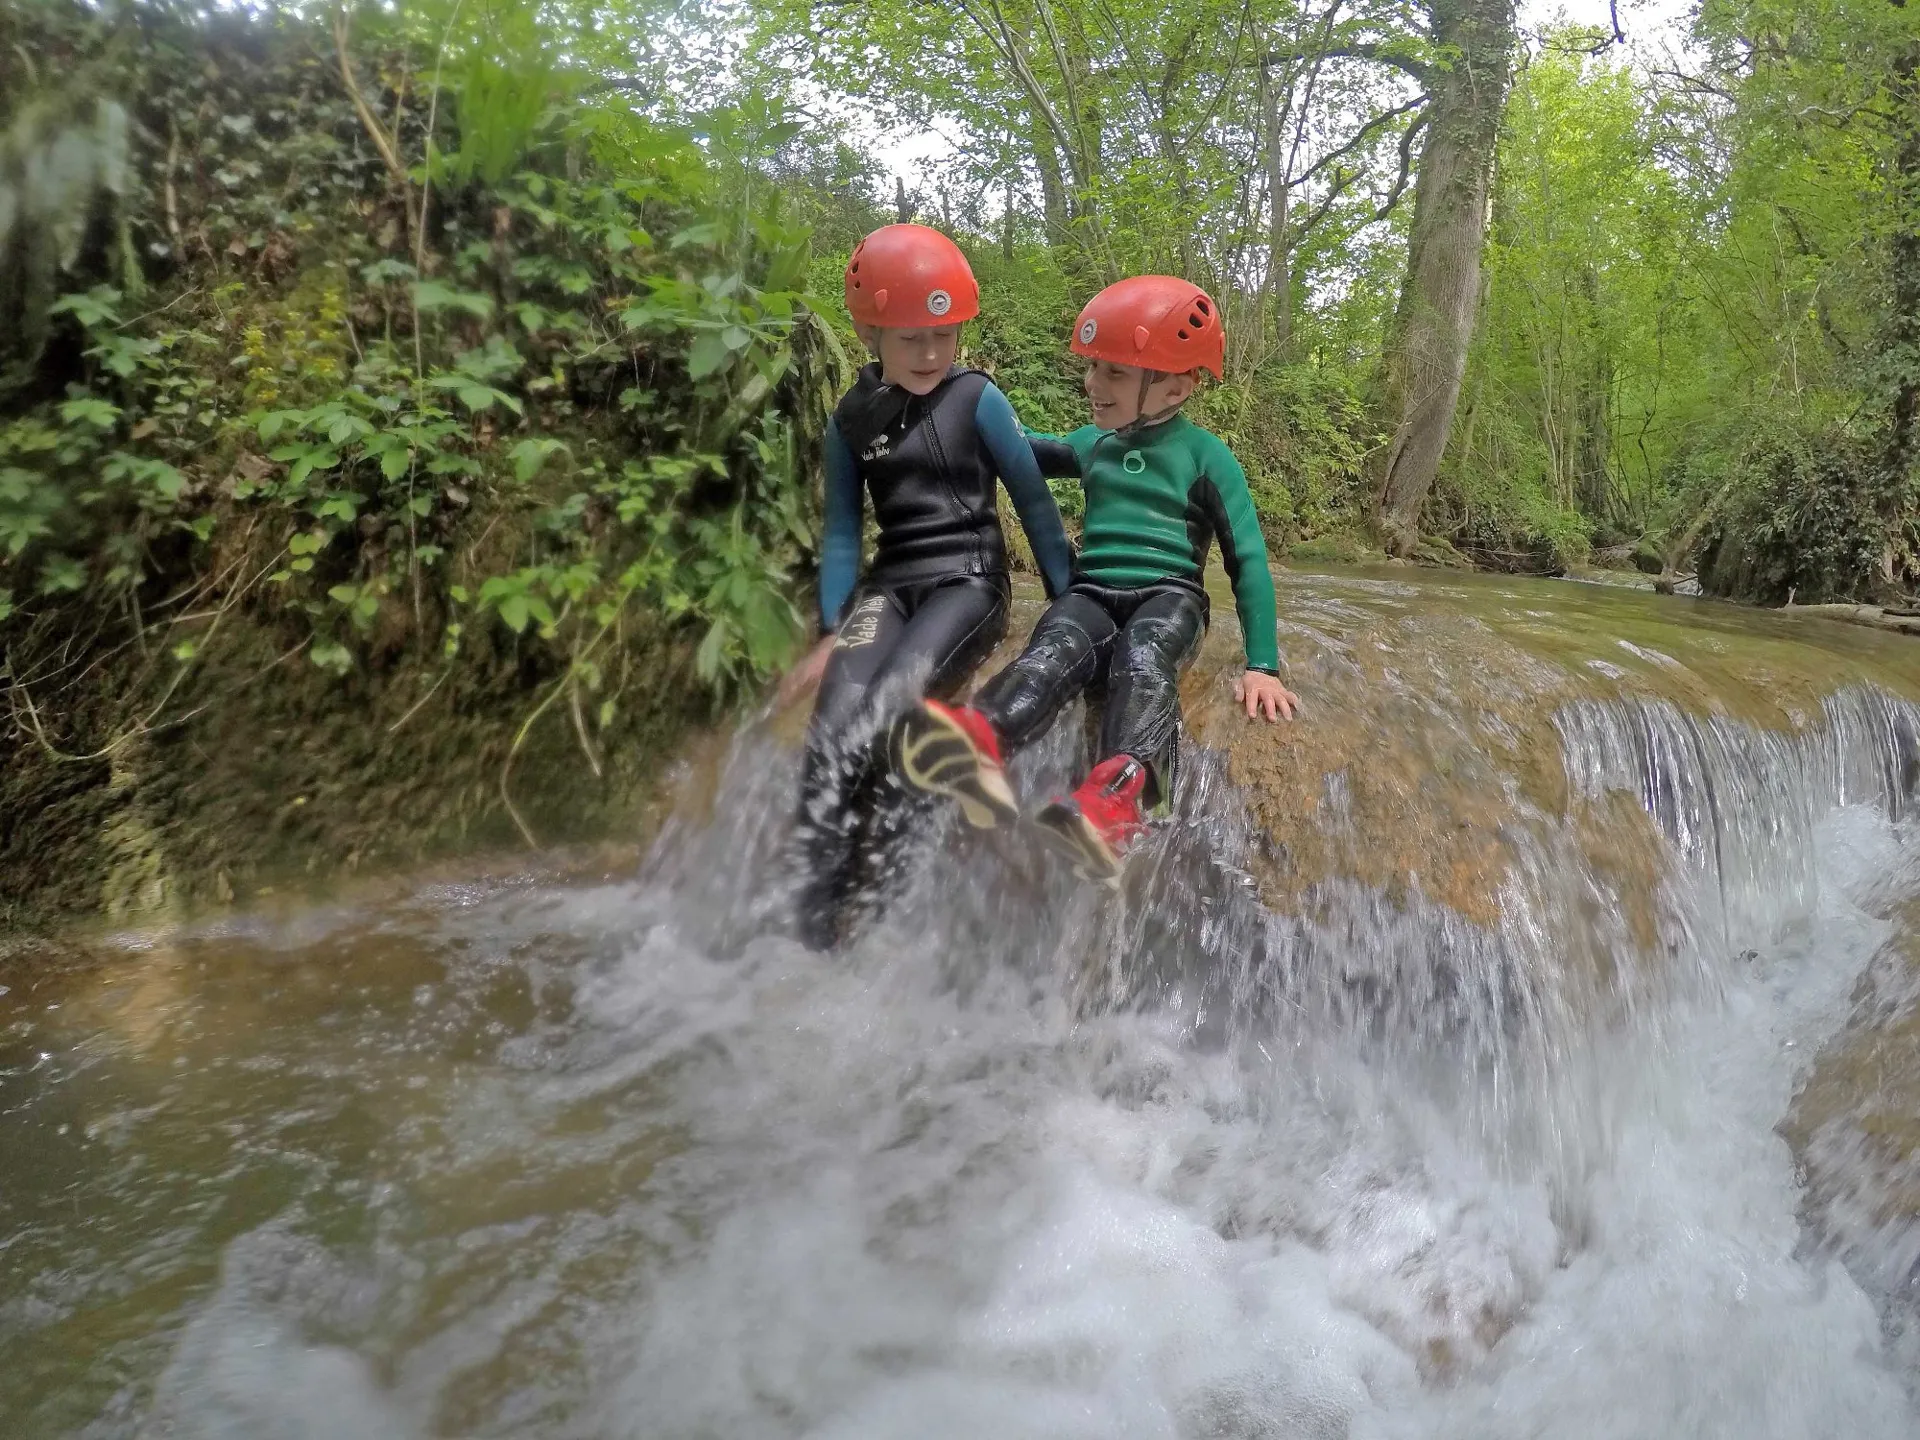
[95,795,1912,1439]
[539,805,1909,1440]
[6,581,1920,1438]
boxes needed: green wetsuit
[972,413,1281,804]
[1058,415,1279,672]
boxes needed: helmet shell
[844,224,981,329]
[1070,275,1224,380]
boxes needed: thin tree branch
[1269,40,1432,85]
[1294,168,1360,241]
[1031,0,1091,161]
[163,115,183,248]
[331,5,409,189]
[1372,110,1429,221]
[1290,93,1429,190]
[1649,67,1738,104]
[955,0,1083,182]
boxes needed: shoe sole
[1034,801,1124,887]
[894,706,1019,830]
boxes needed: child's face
[1083,359,1196,430]
[861,325,961,395]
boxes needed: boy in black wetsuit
[789,224,1073,949]
[894,275,1298,882]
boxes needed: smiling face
[859,325,961,395]
[1082,358,1196,430]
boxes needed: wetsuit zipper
[918,385,985,576]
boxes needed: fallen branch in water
[1454,543,1561,576]
[1781,601,1920,637]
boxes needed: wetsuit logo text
[835,594,887,649]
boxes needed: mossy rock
[0,515,717,930]
[1411,535,1473,569]
[1288,534,1368,565]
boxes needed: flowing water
[5,570,1920,1439]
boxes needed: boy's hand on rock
[1234,670,1297,722]
[778,635,835,707]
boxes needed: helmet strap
[1119,370,1185,436]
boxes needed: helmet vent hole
[1188,311,1206,328]
[1177,328,1191,340]
[1194,297,1212,315]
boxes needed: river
[4,569,1919,1438]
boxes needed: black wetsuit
[794,363,1072,948]
[972,579,1206,810]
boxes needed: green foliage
[1195,362,1377,543]
[1459,47,1693,532]
[0,281,226,590]
[749,0,1435,315]
[0,0,835,719]
[1439,15,1920,592]
[446,0,565,186]
[1697,418,1920,605]
[969,247,1082,433]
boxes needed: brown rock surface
[1782,895,1920,1276]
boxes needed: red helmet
[1070,275,1224,380]
[844,224,980,329]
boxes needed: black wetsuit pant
[973,580,1208,809]
[795,573,1010,948]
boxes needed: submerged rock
[1782,895,1920,1297]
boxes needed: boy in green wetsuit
[894,275,1298,881]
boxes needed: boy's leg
[1095,586,1208,807]
[865,575,1011,702]
[895,588,1116,822]
[793,590,909,949]
[853,576,1012,872]
[974,589,1116,750]
[1033,587,1205,883]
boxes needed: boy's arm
[1192,441,1281,673]
[976,384,1074,598]
[1023,424,1102,478]
[818,416,863,630]
[1026,434,1082,479]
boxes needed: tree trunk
[1657,471,1740,594]
[1030,119,1104,285]
[1373,0,1517,555]
[1872,35,1920,598]
[1576,306,1613,519]
[1261,65,1294,357]
[1032,122,1069,244]
[1883,40,1920,483]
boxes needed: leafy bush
[1428,398,1592,570]
[1697,420,1918,604]
[1196,362,1377,544]
[967,247,1082,433]
[0,3,838,714]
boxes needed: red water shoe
[1034,755,1150,884]
[893,699,1019,829]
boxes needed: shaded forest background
[759,0,1920,601]
[2,0,1918,917]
